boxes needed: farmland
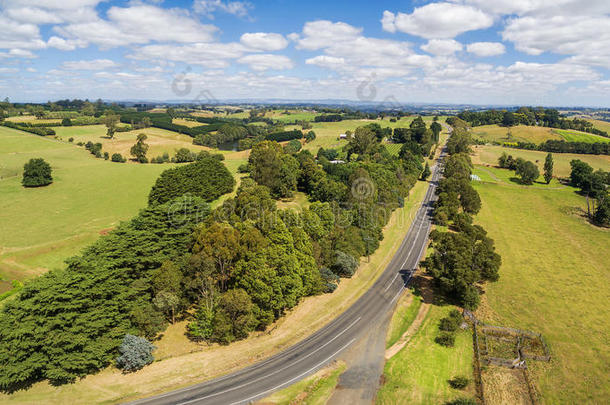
[471,124,610,145]
[471,164,610,403]
[472,144,610,177]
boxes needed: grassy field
[5,115,62,125]
[553,128,610,144]
[472,125,561,144]
[51,125,214,158]
[0,179,430,404]
[472,166,610,404]
[0,126,172,284]
[377,305,475,405]
[472,144,610,178]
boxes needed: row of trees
[458,107,608,137]
[424,123,501,310]
[497,152,546,185]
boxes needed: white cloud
[306,55,346,69]
[466,42,506,57]
[62,59,119,70]
[383,3,494,39]
[237,54,294,71]
[194,0,252,19]
[421,39,463,56]
[295,20,362,50]
[381,11,396,33]
[462,0,610,17]
[240,33,288,51]
[502,15,610,66]
[55,5,218,48]
[47,36,87,51]
[130,42,246,68]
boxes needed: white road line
[175,317,361,405]
[229,338,356,405]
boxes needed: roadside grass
[377,305,475,405]
[0,179,430,404]
[258,361,346,405]
[385,290,422,348]
[471,144,610,177]
[472,124,560,144]
[472,169,610,403]
[0,126,171,281]
[553,128,610,144]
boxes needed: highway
[131,148,445,405]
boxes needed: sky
[0,0,609,106]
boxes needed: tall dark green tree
[544,153,554,184]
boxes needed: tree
[130,133,149,163]
[570,159,593,188]
[543,153,554,184]
[593,194,610,227]
[502,111,516,127]
[115,334,155,372]
[153,291,180,324]
[33,106,45,119]
[61,118,72,126]
[332,251,358,277]
[22,158,53,187]
[346,126,378,159]
[191,223,240,291]
[103,114,120,139]
[248,141,297,198]
[516,160,539,185]
[305,130,316,142]
[430,121,442,142]
[421,162,431,180]
[211,289,255,344]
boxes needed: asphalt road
[131,150,445,405]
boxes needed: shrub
[103,152,109,160]
[439,309,463,332]
[435,331,456,347]
[61,118,72,126]
[449,375,470,389]
[22,158,53,187]
[237,163,249,173]
[68,137,74,142]
[111,153,126,163]
[332,251,359,277]
[115,334,155,372]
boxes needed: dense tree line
[424,125,501,309]
[314,114,343,122]
[3,121,56,136]
[458,107,608,137]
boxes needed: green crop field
[0,126,173,286]
[471,124,560,144]
[472,167,610,403]
[553,128,610,144]
[377,305,475,405]
[472,144,610,178]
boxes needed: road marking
[175,317,361,405]
[229,338,357,405]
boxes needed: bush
[111,153,126,163]
[237,163,249,173]
[439,309,463,332]
[61,118,72,126]
[68,137,74,143]
[435,331,456,347]
[103,152,109,160]
[332,251,359,277]
[115,334,155,372]
[22,158,53,187]
[449,375,470,389]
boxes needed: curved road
[131,149,445,405]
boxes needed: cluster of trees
[499,139,610,156]
[148,152,235,205]
[0,152,241,390]
[458,107,608,137]
[435,309,463,347]
[22,158,53,187]
[314,114,343,122]
[424,125,501,309]
[497,153,543,185]
[193,124,251,148]
[569,160,610,226]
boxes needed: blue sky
[0,0,608,106]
